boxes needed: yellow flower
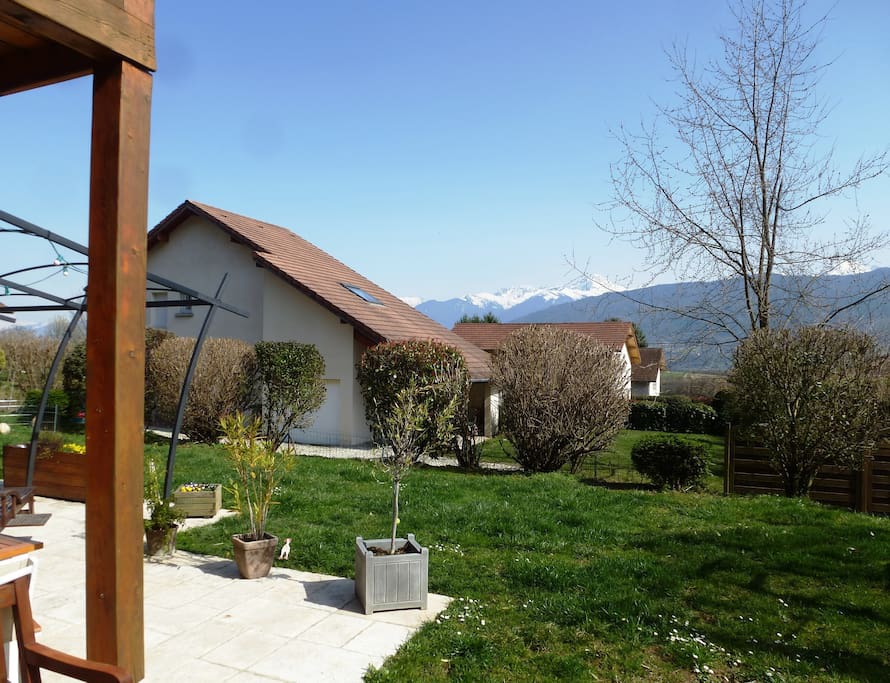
[62,443,86,454]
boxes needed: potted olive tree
[355,340,467,614]
[221,412,289,579]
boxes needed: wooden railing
[724,427,890,514]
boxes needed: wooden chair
[0,567,132,683]
[0,490,35,531]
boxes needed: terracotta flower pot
[231,533,278,579]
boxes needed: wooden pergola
[0,1,155,679]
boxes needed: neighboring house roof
[451,322,642,364]
[631,347,666,383]
[147,200,492,380]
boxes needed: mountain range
[413,275,620,329]
[413,268,890,372]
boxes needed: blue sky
[1,0,888,323]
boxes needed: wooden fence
[724,428,890,514]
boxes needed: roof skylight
[341,283,382,305]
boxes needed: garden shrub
[357,340,469,460]
[729,326,884,497]
[23,388,69,413]
[254,341,326,448]
[148,336,256,443]
[145,328,176,425]
[62,342,86,417]
[631,434,708,490]
[628,395,717,433]
[491,326,630,473]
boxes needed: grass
[3,424,888,681]
[479,429,726,491]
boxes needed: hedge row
[628,395,718,434]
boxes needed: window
[152,292,168,328]
[341,283,382,305]
[175,293,194,317]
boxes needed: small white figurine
[278,537,291,561]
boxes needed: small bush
[631,435,708,490]
[491,326,630,473]
[628,396,717,433]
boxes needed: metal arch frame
[0,209,249,494]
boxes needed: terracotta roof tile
[452,322,641,364]
[148,200,492,380]
[631,347,666,382]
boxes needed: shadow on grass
[578,478,658,491]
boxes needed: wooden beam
[0,0,155,70]
[0,43,92,96]
[85,58,151,681]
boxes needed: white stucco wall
[147,216,372,446]
[147,216,264,342]
[618,345,633,398]
[262,272,371,445]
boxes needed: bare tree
[0,328,59,393]
[604,0,888,346]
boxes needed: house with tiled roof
[631,347,666,398]
[147,200,495,445]
[452,321,641,396]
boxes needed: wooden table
[0,535,42,562]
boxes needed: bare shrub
[148,336,256,443]
[0,328,59,393]
[491,326,631,473]
[729,327,886,496]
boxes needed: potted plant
[355,342,467,614]
[221,412,288,579]
[144,453,185,556]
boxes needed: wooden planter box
[2,444,87,502]
[355,533,428,615]
[173,484,222,518]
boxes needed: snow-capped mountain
[413,276,619,329]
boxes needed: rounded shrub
[630,434,708,490]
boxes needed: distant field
[661,370,728,397]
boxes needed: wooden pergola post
[0,2,156,679]
[84,58,152,680]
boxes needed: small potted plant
[355,342,467,614]
[221,412,289,579]
[144,453,185,556]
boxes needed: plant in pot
[144,453,185,556]
[221,412,289,579]
[355,340,467,614]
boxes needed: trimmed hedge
[631,434,709,490]
[629,396,717,434]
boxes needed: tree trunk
[389,478,400,555]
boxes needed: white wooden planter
[354,534,428,615]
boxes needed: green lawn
[3,425,888,681]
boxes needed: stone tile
[222,598,327,638]
[343,621,415,658]
[300,612,372,647]
[201,627,290,671]
[251,639,382,683]
[152,658,242,682]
